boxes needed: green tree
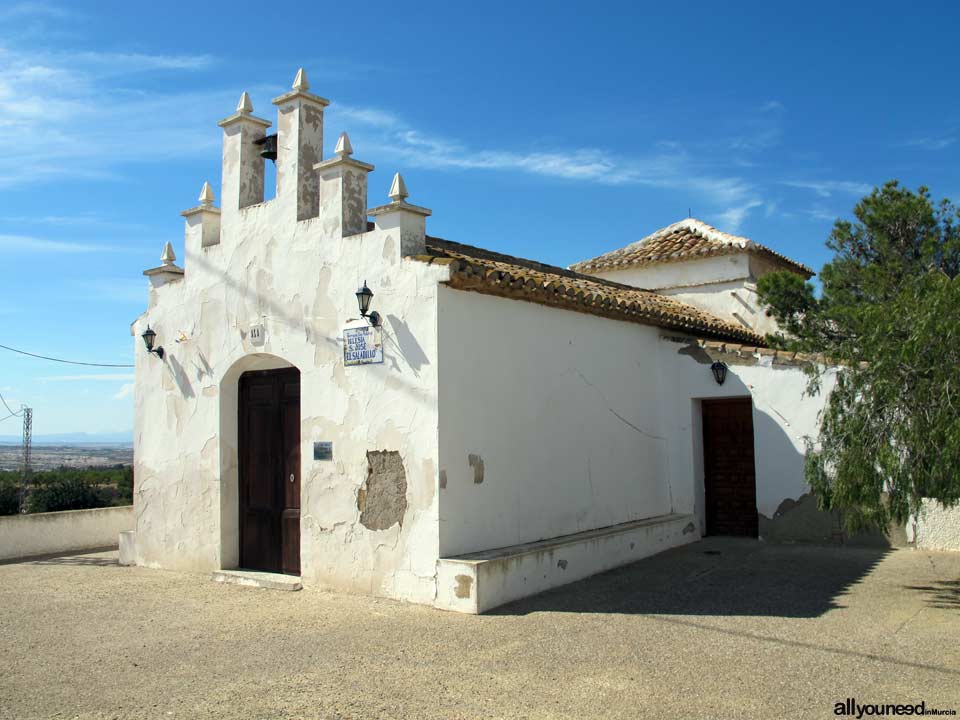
[758,181,960,531]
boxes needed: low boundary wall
[0,506,134,561]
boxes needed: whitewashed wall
[437,287,675,557]
[436,288,840,557]
[591,254,781,336]
[654,339,835,535]
[132,85,449,604]
[0,506,133,561]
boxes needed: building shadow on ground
[491,537,890,619]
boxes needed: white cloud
[717,200,764,232]
[0,234,119,252]
[329,105,766,217]
[0,40,225,187]
[781,180,872,198]
[40,374,134,381]
[113,383,134,399]
[901,136,955,151]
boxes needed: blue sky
[1,0,957,437]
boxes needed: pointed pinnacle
[161,241,176,265]
[335,132,353,158]
[292,68,309,92]
[236,91,253,114]
[388,172,408,202]
[198,181,215,206]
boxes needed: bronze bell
[254,133,278,162]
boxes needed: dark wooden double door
[239,368,301,575]
[702,398,758,537]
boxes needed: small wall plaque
[313,441,333,461]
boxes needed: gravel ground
[1,538,958,720]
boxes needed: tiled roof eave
[574,244,813,278]
[417,239,766,346]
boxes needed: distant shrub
[0,475,19,515]
[27,476,107,513]
[116,465,134,504]
[0,465,133,514]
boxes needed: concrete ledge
[0,506,134,561]
[435,513,698,614]
[211,569,302,591]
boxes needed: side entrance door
[702,398,758,537]
[239,368,301,575]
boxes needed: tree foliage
[758,181,960,530]
[0,465,133,516]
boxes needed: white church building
[123,69,913,613]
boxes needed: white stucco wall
[590,254,784,337]
[437,287,676,557]
[912,500,960,551]
[0,506,133,561]
[132,86,449,604]
[591,254,750,291]
[654,339,835,535]
[436,293,839,559]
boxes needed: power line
[0,390,20,417]
[0,342,134,368]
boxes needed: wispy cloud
[39,374,135,382]
[0,234,120,253]
[113,383,134,399]
[781,180,872,198]
[329,104,767,229]
[0,28,223,187]
[901,135,956,151]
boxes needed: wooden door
[702,398,758,537]
[239,368,301,575]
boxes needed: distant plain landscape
[0,443,133,471]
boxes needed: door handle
[289,474,295,483]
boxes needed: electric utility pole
[19,406,32,513]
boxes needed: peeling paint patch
[357,450,408,531]
[682,522,696,535]
[468,454,484,484]
[454,574,473,599]
[557,559,568,570]
[439,469,447,489]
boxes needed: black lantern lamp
[355,281,381,327]
[710,360,727,385]
[141,326,164,360]
[254,133,278,162]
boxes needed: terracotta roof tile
[569,218,813,277]
[417,236,765,345]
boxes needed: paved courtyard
[1,538,958,719]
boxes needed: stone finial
[161,241,176,265]
[236,91,253,114]
[334,132,353,158]
[292,68,309,92]
[198,181,215,206]
[388,172,409,202]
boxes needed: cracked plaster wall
[437,287,673,557]
[132,116,448,604]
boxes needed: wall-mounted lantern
[710,360,727,385]
[141,326,165,360]
[355,281,381,327]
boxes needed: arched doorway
[238,367,301,575]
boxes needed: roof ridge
[569,218,813,277]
